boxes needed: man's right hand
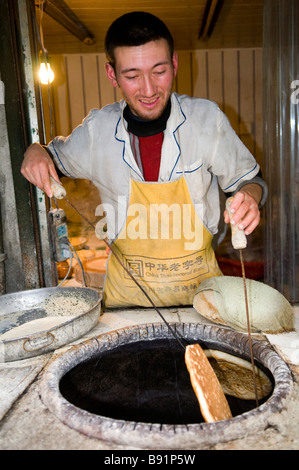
[21,143,60,198]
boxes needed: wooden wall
[41,48,263,167]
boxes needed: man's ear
[105,62,118,88]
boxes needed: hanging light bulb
[39,50,54,84]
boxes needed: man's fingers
[224,190,260,235]
[21,144,60,198]
[243,210,260,235]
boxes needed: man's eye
[126,75,137,80]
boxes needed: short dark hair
[105,11,174,68]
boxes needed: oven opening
[59,338,273,424]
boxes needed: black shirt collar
[123,99,171,137]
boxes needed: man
[21,11,267,308]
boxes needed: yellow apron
[103,177,222,308]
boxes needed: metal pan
[0,287,102,362]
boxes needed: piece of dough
[193,276,294,333]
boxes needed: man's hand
[223,183,262,235]
[21,143,60,198]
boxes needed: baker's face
[105,39,178,121]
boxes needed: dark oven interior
[59,338,273,424]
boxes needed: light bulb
[39,62,54,84]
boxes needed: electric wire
[56,239,88,288]
[67,239,88,288]
[33,0,55,140]
[57,248,73,287]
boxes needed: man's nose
[141,75,155,96]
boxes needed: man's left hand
[224,184,262,235]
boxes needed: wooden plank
[65,54,85,129]
[239,49,255,155]
[51,54,71,137]
[82,54,100,113]
[223,49,239,134]
[207,50,223,110]
[192,50,208,99]
[254,48,263,168]
[176,51,192,96]
[68,0,202,8]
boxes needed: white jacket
[49,93,262,239]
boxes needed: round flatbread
[204,349,272,400]
[185,343,233,422]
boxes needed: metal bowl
[0,287,102,362]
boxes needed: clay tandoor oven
[40,323,293,449]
